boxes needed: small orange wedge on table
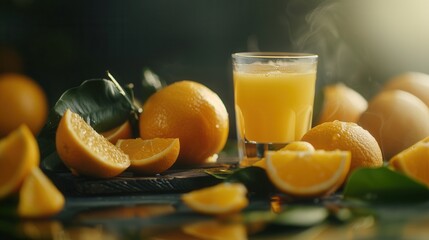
[116,138,180,175]
[265,150,351,197]
[0,124,39,199]
[56,109,130,178]
[101,120,133,144]
[18,167,65,218]
[181,182,248,216]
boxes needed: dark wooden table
[2,158,429,239]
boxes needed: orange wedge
[183,220,247,240]
[56,109,130,178]
[116,138,180,175]
[182,183,248,215]
[101,120,133,144]
[0,125,39,199]
[265,150,351,197]
[390,139,429,186]
[18,167,65,218]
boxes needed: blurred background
[2,0,429,139]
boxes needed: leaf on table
[343,167,429,203]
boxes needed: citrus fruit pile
[316,72,429,160]
[180,71,429,216]
[4,70,429,220]
[312,72,429,193]
[53,80,229,178]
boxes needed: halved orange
[56,109,130,178]
[116,138,180,175]
[390,139,429,186]
[265,150,351,197]
[0,124,39,199]
[18,167,65,218]
[182,220,247,240]
[101,120,133,144]
[181,182,248,215]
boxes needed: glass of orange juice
[232,52,318,165]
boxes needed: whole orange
[301,120,383,176]
[0,73,48,137]
[317,83,367,124]
[358,90,429,160]
[139,80,229,165]
[383,72,429,107]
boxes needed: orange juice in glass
[232,52,318,164]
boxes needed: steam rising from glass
[287,0,429,97]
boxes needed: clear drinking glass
[232,52,318,165]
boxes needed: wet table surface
[2,159,429,239]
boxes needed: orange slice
[18,167,65,218]
[101,120,133,144]
[265,150,351,197]
[56,109,130,178]
[181,183,248,215]
[183,220,247,240]
[116,138,180,175]
[390,140,429,186]
[0,125,39,199]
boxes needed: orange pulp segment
[101,120,133,144]
[0,125,39,199]
[390,139,429,186]
[116,138,180,175]
[18,167,65,218]
[56,109,130,178]
[265,150,351,197]
[181,182,248,215]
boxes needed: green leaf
[343,167,429,203]
[40,79,133,138]
[140,68,167,102]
